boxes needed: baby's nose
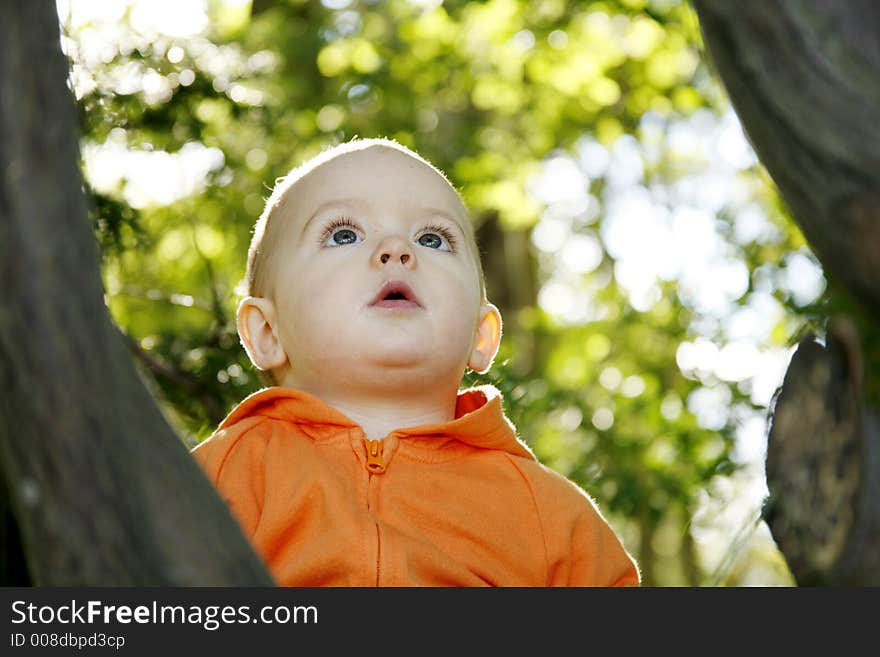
[380,252,409,264]
[373,235,414,267]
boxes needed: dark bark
[693,0,880,319]
[765,318,880,585]
[1,476,31,585]
[0,1,274,585]
[692,1,880,585]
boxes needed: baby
[191,137,640,586]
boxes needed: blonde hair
[243,136,487,303]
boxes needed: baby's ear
[468,303,503,374]
[236,296,288,372]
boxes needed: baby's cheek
[440,281,481,337]
[277,289,328,344]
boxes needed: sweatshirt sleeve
[530,464,640,587]
[190,416,268,538]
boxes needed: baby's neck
[318,392,458,440]
[278,370,464,440]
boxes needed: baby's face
[267,146,485,393]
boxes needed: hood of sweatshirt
[216,384,536,461]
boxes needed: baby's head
[236,137,502,398]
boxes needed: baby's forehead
[302,146,453,191]
[282,146,469,225]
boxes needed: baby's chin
[306,347,468,387]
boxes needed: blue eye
[417,224,456,252]
[330,228,359,245]
[418,233,443,249]
[320,218,362,247]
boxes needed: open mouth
[369,280,422,310]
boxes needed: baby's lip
[369,279,423,308]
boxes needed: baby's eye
[416,229,454,252]
[328,228,359,246]
[319,219,363,247]
[417,233,444,249]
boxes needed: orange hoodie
[191,384,640,587]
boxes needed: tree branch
[0,0,273,585]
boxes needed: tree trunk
[764,319,880,585]
[693,0,880,319]
[693,0,880,584]
[0,1,274,585]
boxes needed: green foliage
[63,0,821,585]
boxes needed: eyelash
[317,216,458,252]
[317,217,359,246]
[421,222,458,251]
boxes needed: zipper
[364,438,386,474]
[361,437,386,585]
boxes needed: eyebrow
[301,198,366,235]
[300,198,467,236]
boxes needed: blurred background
[57,0,832,585]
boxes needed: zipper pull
[364,438,386,474]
